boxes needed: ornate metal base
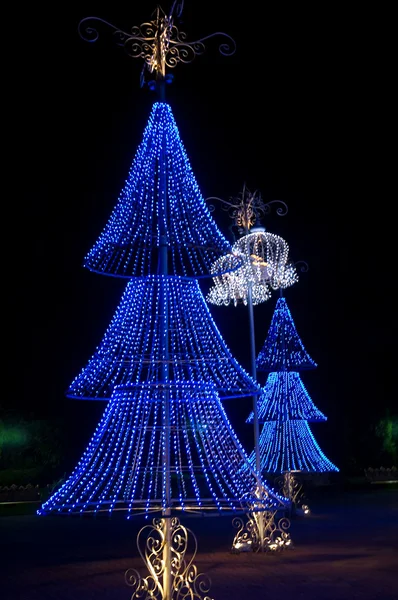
[231,509,292,553]
[275,471,311,517]
[125,516,213,600]
[231,485,292,553]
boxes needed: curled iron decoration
[206,184,288,237]
[294,260,309,273]
[231,485,292,553]
[232,511,292,553]
[262,199,289,218]
[275,472,310,515]
[78,3,236,85]
[231,514,258,551]
[125,517,213,599]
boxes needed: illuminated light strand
[246,372,327,423]
[247,421,339,473]
[38,382,286,516]
[247,296,338,475]
[256,296,317,371]
[83,103,235,279]
[67,275,260,400]
[207,231,298,307]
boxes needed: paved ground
[1,485,397,600]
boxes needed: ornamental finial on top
[207,183,288,237]
[78,1,236,90]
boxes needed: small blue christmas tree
[247,295,338,508]
[256,296,317,372]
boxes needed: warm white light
[207,231,298,306]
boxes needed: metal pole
[247,284,260,474]
[247,282,265,550]
[158,78,172,600]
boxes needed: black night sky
[13,2,395,476]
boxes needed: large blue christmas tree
[39,100,287,517]
[37,7,293,598]
[38,6,289,537]
[247,295,338,479]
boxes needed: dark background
[9,1,395,477]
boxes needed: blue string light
[67,275,260,400]
[83,103,233,279]
[39,382,285,516]
[256,297,317,372]
[248,421,339,473]
[38,99,289,520]
[248,296,338,474]
[246,372,327,423]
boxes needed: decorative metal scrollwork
[275,471,310,516]
[125,516,213,599]
[78,2,236,87]
[294,260,309,273]
[231,485,292,553]
[206,184,288,237]
[232,511,292,553]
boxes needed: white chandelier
[207,226,298,306]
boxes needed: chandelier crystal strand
[206,186,297,553]
[207,231,298,306]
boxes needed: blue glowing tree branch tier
[83,102,235,279]
[39,382,287,517]
[248,295,338,475]
[247,420,339,473]
[256,297,317,372]
[67,276,260,400]
[246,372,327,423]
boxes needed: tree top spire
[77,1,236,94]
